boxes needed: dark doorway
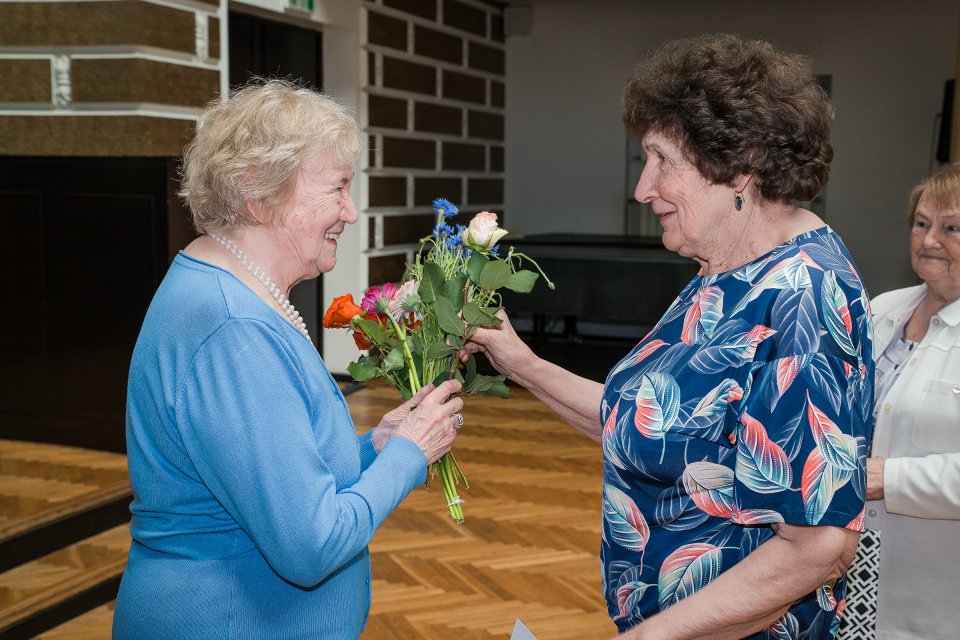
[0,158,173,452]
[229,12,323,89]
[228,10,326,346]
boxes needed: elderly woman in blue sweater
[113,79,463,639]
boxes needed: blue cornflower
[445,231,463,251]
[432,221,455,239]
[490,245,500,257]
[433,198,459,219]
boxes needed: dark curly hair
[623,34,834,203]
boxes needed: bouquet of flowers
[323,198,552,523]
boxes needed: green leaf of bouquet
[484,380,510,399]
[464,373,502,395]
[482,306,503,325]
[383,347,405,372]
[347,360,379,382]
[425,342,456,360]
[462,302,489,326]
[434,297,465,336]
[419,262,444,303]
[353,318,388,343]
[462,302,503,327]
[504,269,540,293]
[465,353,477,385]
[430,370,454,388]
[442,274,468,311]
[478,259,512,291]
[467,251,488,285]
[464,374,507,396]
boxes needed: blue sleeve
[357,429,378,470]
[174,319,427,587]
[732,354,869,529]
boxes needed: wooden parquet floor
[348,382,615,640]
[0,440,130,543]
[0,524,129,633]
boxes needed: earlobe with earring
[734,191,744,211]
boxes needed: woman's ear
[244,198,272,225]
[734,173,753,194]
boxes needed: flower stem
[388,315,421,392]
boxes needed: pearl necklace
[209,233,311,341]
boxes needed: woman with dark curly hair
[465,34,873,638]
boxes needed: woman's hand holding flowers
[393,380,464,464]
[373,384,437,453]
[461,310,537,381]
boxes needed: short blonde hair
[907,162,960,225]
[180,78,363,233]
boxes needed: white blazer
[867,284,960,640]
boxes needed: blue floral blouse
[600,227,874,638]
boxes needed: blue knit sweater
[113,253,427,639]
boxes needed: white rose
[461,211,508,250]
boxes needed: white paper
[510,618,539,640]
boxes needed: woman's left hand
[867,457,886,500]
[373,384,438,453]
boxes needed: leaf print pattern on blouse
[801,447,854,525]
[735,413,793,494]
[682,461,736,519]
[680,378,743,438]
[729,253,812,316]
[633,372,680,435]
[806,393,859,471]
[614,565,652,622]
[768,612,800,639]
[681,285,724,346]
[821,271,858,357]
[658,544,723,610]
[603,484,651,556]
[690,322,777,374]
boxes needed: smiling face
[911,192,960,301]
[277,149,357,280]
[633,131,739,265]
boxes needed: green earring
[735,193,744,211]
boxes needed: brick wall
[363,0,505,285]
[0,0,225,156]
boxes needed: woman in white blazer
[866,162,960,640]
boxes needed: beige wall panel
[0,1,195,53]
[0,59,51,103]
[73,59,220,107]
[0,116,194,156]
[209,17,221,61]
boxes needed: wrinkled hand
[373,384,438,453]
[866,457,885,500]
[393,379,464,463]
[460,310,536,380]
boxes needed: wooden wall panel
[0,60,50,103]
[0,1,196,54]
[0,116,194,157]
[72,60,220,108]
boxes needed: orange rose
[323,294,363,329]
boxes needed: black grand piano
[499,233,700,338]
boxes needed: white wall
[505,0,959,296]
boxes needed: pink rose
[461,211,508,250]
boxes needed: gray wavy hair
[179,78,363,233]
